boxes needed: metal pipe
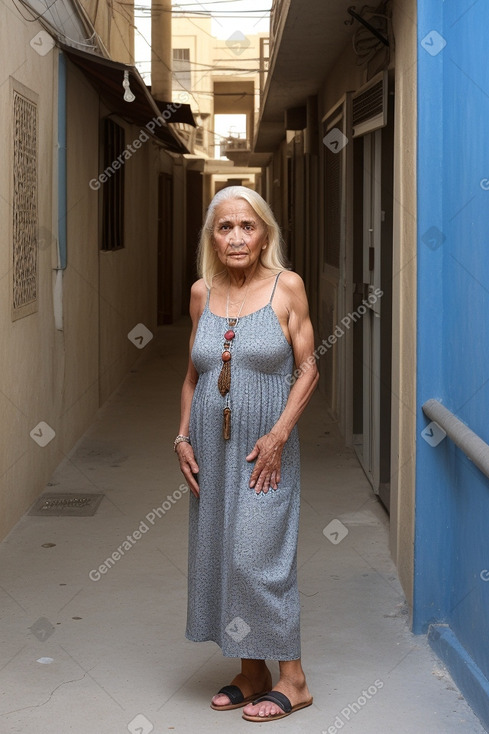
[422,399,489,480]
[347,7,389,47]
[57,50,67,270]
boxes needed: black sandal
[210,684,271,711]
[242,690,313,721]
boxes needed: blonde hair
[197,186,288,288]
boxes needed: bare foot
[211,667,272,708]
[242,675,311,719]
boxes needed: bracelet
[173,434,190,452]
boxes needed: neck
[226,261,261,289]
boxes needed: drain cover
[29,493,104,517]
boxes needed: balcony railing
[270,0,285,52]
[220,136,251,164]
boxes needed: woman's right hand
[176,443,200,498]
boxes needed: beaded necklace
[217,281,251,440]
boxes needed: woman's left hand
[246,432,286,494]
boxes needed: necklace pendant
[223,406,231,440]
[224,329,235,341]
[228,318,237,327]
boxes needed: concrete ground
[0,322,486,734]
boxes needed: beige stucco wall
[96,104,160,405]
[296,2,417,605]
[78,0,135,63]
[0,11,164,540]
[389,0,417,606]
[0,8,59,538]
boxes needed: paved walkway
[0,323,486,733]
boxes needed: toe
[212,693,231,707]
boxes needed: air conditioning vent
[352,71,388,137]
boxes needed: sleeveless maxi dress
[186,272,301,660]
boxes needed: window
[195,126,204,147]
[101,118,125,251]
[12,84,38,320]
[173,48,191,92]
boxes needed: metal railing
[422,399,489,480]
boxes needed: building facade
[254,0,489,727]
[0,0,187,539]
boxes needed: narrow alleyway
[0,323,485,734]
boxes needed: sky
[134,0,270,79]
[134,1,270,155]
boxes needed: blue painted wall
[416,0,489,708]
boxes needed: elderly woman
[174,186,318,722]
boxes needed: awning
[59,43,191,154]
[154,99,196,127]
[254,0,356,153]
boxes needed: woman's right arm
[175,280,207,498]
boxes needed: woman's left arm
[246,272,319,493]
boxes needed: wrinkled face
[212,198,268,271]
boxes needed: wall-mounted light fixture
[123,70,135,103]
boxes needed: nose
[228,225,245,247]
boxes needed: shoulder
[190,278,208,299]
[190,278,207,303]
[277,270,305,291]
[273,270,310,326]
[189,279,208,321]
[276,270,307,305]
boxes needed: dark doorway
[157,172,173,325]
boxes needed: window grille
[101,118,125,251]
[173,48,191,91]
[12,89,38,319]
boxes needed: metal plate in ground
[29,493,104,517]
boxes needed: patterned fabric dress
[186,273,301,660]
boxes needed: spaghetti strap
[269,271,282,305]
[205,288,211,308]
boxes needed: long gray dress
[186,272,301,660]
